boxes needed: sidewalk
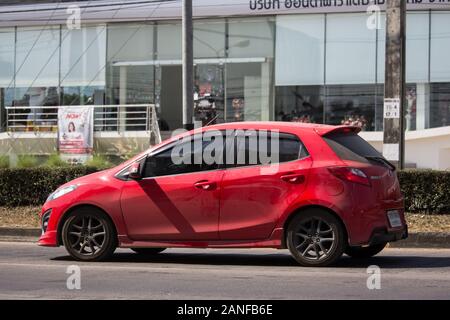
[1,227,449,248]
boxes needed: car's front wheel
[62,208,117,262]
[345,243,387,259]
[286,209,346,267]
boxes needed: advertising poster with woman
[58,106,94,164]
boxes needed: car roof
[203,122,361,136]
[114,122,360,173]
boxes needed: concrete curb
[0,227,449,248]
[389,232,450,248]
[0,227,41,237]
[0,228,41,243]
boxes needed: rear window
[323,133,381,162]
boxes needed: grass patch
[0,206,40,228]
[405,213,450,233]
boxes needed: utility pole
[182,0,194,130]
[383,0,406,170]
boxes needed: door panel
[219,131,312,241]
[120,170,224,241]
[120,130,226,241]
[219,159,312,240]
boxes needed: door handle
[194,180,217,191]
[280,173,305,184]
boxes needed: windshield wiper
[364,156,396,171]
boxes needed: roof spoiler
[315,126,362,136]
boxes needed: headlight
[47,185,78,202]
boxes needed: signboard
[58,106,94,164]
[1,0,450,27]
[383,98,401,162]
[383,98,400,119]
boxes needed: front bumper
[38,205,64,247]
[38,230,58,247]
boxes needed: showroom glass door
[154,62,226,130]
[194,64,225,126]
[225,60,273,123]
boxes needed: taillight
[328,167,371,186]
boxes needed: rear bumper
[368,224,408,246]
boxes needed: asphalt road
[0,242,449,300]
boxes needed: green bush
[17,155,39,168]
[0,167,100,207]
[85,155,113,170]
[0,156,9,169]
[397,170,450,215]
[43,154,69,168]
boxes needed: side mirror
[129,162,142,180]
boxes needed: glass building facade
[1,10,450,132]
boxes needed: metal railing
[4,104,161,144]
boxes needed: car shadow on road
[52,250,450,269]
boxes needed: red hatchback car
[39,122,407,267]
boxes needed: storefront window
[106,24,155,131]
[61,86,105,105]
[194,19,226,59]
[0,28,15,131]
[157,22,181,60]
[0,28,14,92]
[226,18,274,122]
[275,86,324,124]
[326,13,376,85]
[61,25,106,105]
[228,17,274,58]
[325,85,377,131]
[430,12,450,83]
[430,12,450,129]
[13,26,60,130]
[15,26,60,92]
[108,23,154,63]
[378,12,430,83]
[406,13,430,83]
[275,14,325,86]
[430,83,450,129]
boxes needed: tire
[62,208,117,262]
[345,243,387,259]
[131,248,166,255]
[286,209,346,267]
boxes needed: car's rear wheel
[62,208,117,262]
[286,209,346,267]
[131,248,166,255]
[345,243,387,259]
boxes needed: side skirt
[117,228,284,249]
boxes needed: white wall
[360,126,450,170]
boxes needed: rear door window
[230,131,309,168]
[323,133,381,163]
